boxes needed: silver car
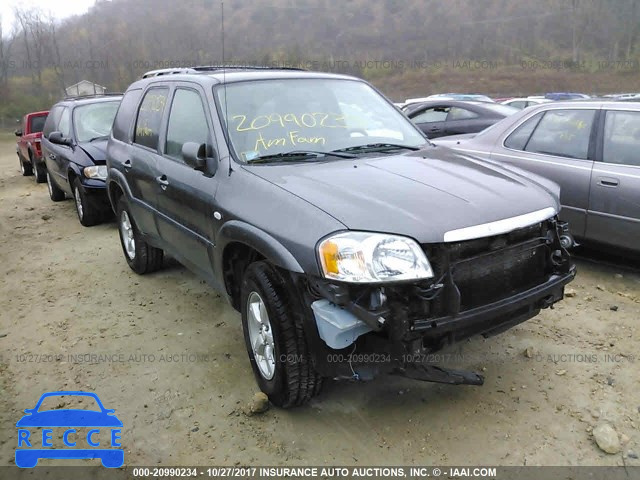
[434,101,640,252]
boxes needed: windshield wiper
[334,143,422,153]
[247,150,356,164]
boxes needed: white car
[405,93,494,105]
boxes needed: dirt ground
[0,134,639,468]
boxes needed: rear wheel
[46,170,65,201]
[73,177,101,227]
[241,261,323,408]
[19,153,33,176]
[116,197,163,274]
[31,154,46,183]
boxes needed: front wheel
[73,177,101,227]
[116,197,163,274]
[241,261,323,408]
[46,170,65,201]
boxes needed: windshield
[73,101,120,142]
[215,79,427,162]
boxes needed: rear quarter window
[113,89,143,142]
[524,109,595,159]
[603,110,640,167]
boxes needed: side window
[504,112,544,150]
[113,89,143,142]
[525,109,595,160]
[43,106,62,137]
[134,87,169,150]
[411,107,449,123]
[165,88,210,160]
[603,111,640,167]
[57,108,71,137]
[448,107,479,121]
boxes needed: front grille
[424,221,551,312]
[452,242,547,310]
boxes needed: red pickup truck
[15,110,49,182]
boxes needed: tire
[116,197,163,274]
[241,261,323,408]
[46,170,65,201]
[72,177,101,227]
[31,154,46,183]
[18,153,33,176]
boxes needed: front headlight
[318,232,434,283]
[83,165,107,180]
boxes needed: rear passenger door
[586,109,640,250]
[154,84,220,283]
[491,108,597,238]
[129,87,170,237]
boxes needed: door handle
[598,177,619,188]
[123,159,132,171]
[156,175,169,190]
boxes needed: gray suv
[106,67,575,407]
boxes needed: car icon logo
[15,391,123,468]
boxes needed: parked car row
[42,94,122,226]
[35,68,640,410]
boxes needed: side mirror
[48,131,73,147]
[182,142,217,175]
[15,129,22,137]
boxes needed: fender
[106,169,134,210]
[67,163,84,181]
[217,220,304,274]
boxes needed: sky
[1,0,97,34]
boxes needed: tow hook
[540,294,556,308]
[557,221,578,249]
[392,364,484,386]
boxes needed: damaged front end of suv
[297,211,575,385]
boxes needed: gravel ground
[0,136,638,469]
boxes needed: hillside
[1,0,639,120]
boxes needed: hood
[246,148,560,243]
[78,138,108,164]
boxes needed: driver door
[154,84,220,285]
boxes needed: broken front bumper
[300,217,576,381]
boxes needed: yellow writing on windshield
[254,131,326,151]
[234,112,347,132]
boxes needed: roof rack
[63,92,123,101]
[141,65,305,79]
